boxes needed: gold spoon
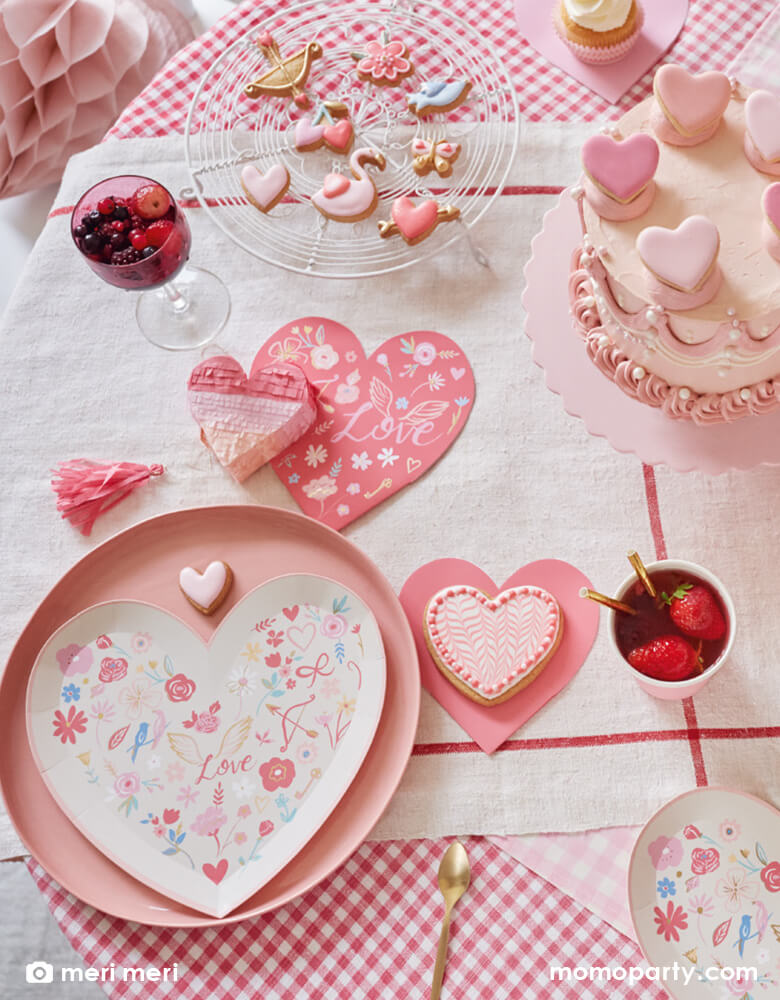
[431,841,471,1000]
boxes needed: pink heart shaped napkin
[400,559,599,754]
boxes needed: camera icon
[26,962,54,984]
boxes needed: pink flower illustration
[715,868,759,912]
[691,847,720,875]
[259,757,295,792]
[760,861,780,893]
[648,836,683,871]
[118,679,160,719]
[195,710,220,734]
[267,629,284,648]
[720,820,740,842]
[114,772,140,798]
[653,901,688,943]
[683,824,701,840]
[56,643,93,677]
[165,673,196,703]
[98,657,128,684]
[237,804,251,819]
[166,761,186,783]
[297,742,317,764]
[52,705,88,744]
[269,337,305,365]
[96,635,112,650]
[357,38,411,83]
[258,820,274,838]
[162,808,180,825]
[234,832,247,846]
[335,382,360,405]
[302,475,338,502]
[131,633,152,653]
[321,614,347,639]
[310,344,339,370]
[413,341,437,366]
[191,805,227,837]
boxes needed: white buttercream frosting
[563,0,632,32]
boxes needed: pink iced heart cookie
[581,133,659,220]
[378,197,460,245]
[637,215,722,309]
[745,90,780,177]
[294,116,325,150]
[240,163,290,213]
[322,119,353,153]
[423,585,563,706]
[188,358,316,482]
[179,560,233,615]
[762,183,780,261]
[652,65,730,146]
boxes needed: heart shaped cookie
[179,560,233,615]
[653,66,730,142]
[392,196,440,244]
[637,215,720,292]
[26,575,385,917]
[322,119,353,153]
[187,358,316,482]
[240,163,290,213]
[582,133,659,203]
[424,585,563,706]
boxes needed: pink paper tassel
[51,459,164,536]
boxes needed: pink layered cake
[570,65,780,424]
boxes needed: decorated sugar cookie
[295,102,354,155]
[412,137,461,178]
[378,196,459,246]
[651,65,730,147]
[351,34,413,86]
[744,90,780,177]
[423,585,564,706]
[637,215,722,310]
[407,79,471,117]
[244,32,322,107]
[179,561,233,615]
[581,133,659,221]
[240,163,290,213]
[311,147,385,223]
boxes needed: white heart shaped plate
[26,574,385,918]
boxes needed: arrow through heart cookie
[251,318,475,530]
[26,574,385,917]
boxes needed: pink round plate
[523,192,780,473]
[0,505,420,926]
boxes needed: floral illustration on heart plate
[29,580,381,915]
[254,318,475,530]
[646,818,779,992]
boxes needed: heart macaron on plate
[26,574,385,918]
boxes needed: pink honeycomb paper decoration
[0,0,194,198]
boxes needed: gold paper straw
[627,550,657,598]
[579,587,637,615]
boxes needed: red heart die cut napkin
[188,358,316,482]
[252,318,475,529]
[400,559,599,754]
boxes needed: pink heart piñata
[400,559,599,754]
[424,585,562,705]
[746,90,780,161]
[581,133,659,202]
[653,66,731,135]
[252,318,475,529]
[637,215,720,291]
[187,358,316,482]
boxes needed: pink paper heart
[187,358,316,482]
[240,163,289,211]
[582,133,659,202]
[654,66,730,136]
[763,183,780,235]
[637,215,720,292]
[391,196,439,242]
[746,90,780,161]
[294,116,325,149]
[322,119,353,152]
[252,318,475,530]
[323,173,350,198]
[400,559,599,754]
[202,859,229,885]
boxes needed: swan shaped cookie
[311,147,386,222]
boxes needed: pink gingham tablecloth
[22,1,776,996]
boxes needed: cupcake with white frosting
[554,0,644,66]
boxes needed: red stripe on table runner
[411,726,780,756]
[642,463,708,787]
[48,185,565,221]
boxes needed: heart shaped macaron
[746,90,780,162]
[392,196,440,243]
[637,215,720,292]
[424,585,563,706]
[240,163,290,213]
[653,66,730,137]
[179,560,233,615]
[582,133,660,203]
[764,183,780,236]
[187,358,316,482]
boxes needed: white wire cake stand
[184,0,518,278]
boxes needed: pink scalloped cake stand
[523,193,780,473]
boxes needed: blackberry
[111,248,142,266]
[114,205,129,220]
